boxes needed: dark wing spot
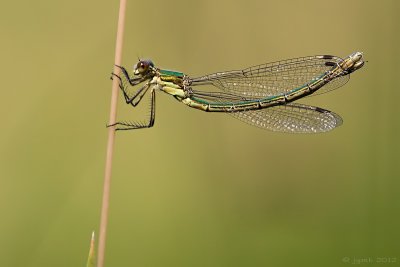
[314,107,329,113]
[325,61,336,66]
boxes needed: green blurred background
[1,0,399,266]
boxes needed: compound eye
[139,61,149,71]
[134,59,154,75]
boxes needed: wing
[189,90,343,133]
[229,103,343,133]
[190,55,349,98]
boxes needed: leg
[118,79,150,107]
[111,65,149,106]
[107,88,156,131]
[114,65,142,86]
[128,84,150,107]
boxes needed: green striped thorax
[132,59,185,80]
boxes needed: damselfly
[110,52,364,133]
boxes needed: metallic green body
[159,69,184,78]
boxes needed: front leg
[111,71,149,107]
[114,65,142,86]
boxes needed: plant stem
[97,1,127,266]
[86,231,96,267]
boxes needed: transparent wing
[229,103,343,133]
[190,55,349,98]
[189,90,343,133]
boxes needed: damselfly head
[133,59,154,75]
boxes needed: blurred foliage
[0,0,399,266]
